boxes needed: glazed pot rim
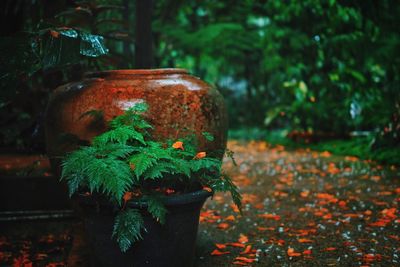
[128,189,213,208]
[77,189,213,208]
[84,68,189,79]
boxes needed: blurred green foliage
[153,0,399,137]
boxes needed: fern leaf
[210,174,242,212]
[86,158,133,202]
[108,102,148,129]
[93,126,145,145]
[143,195,167,224]
[66,173,86,197]
[134,119,153,129]
[61,146,96,196]
[142,161,177,180]
[113,209,145,252]
[190,158,221,172]
[95,143,137,159]
[142,142,173,160]
[129,153,158,178]
[202,132,215,141]
[170,158,191,177]
[129,102,148,113]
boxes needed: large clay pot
[45,68,228,176]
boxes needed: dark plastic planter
[78,190,212,267]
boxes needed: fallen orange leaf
[287,247,301,257]
[231,204,240,213]
[364,210,373,216]
[50,30,60,38]
[202,186,213,193]
[215,243,227,249]
[324,247,337,251]
[232,262,249,266]
[298,238,313,243]
[300,191,310,198]
[225,215,235,221]
[195,152,206,159]
[211,249,230,256]
[217,223,230,230]
[371,175,381,182]
[123,192,133,203]
[320,151,331,157]
[238,234,249,243]
[240,245,252,254]
[226,242,246,248]
[172,141,184,150]
[235,256,256,263]
[257,226,274,231]
[258,213,281,220]
[129,163,135,170]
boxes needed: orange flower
[172,141,184,150]
[194,152,206,159]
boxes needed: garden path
[196,140,400,267]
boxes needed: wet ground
[196,141,400,266]
[1,140,399,266]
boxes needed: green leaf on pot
[190,157,221,172]
[129,153,158,178]
[144,195,167,224]
[85,157,132,202]
[202,131,215,141]
[143,162,176,180]
[113,209,145,252]
[210,174,242,213]
[93,125,146,145]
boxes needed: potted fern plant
[61,102,241,267]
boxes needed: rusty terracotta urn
[45,68,228,176]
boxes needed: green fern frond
[142,161,177,180]
[129,102,149,113]
[95,143,138,159]
[66,173,87,197]
[143,195,167,224]
[190,158,221,172]
[93,125,145,145]
[61,146,96,195]
[86,157,133,202]
[209,174,242,212]
[133,119,153,130]
[109,102,149,129]
[141,142,173,160]
[113,209,145,252]
[170,158,191,177]
[202,132,215,141]
[129,153,158,178]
